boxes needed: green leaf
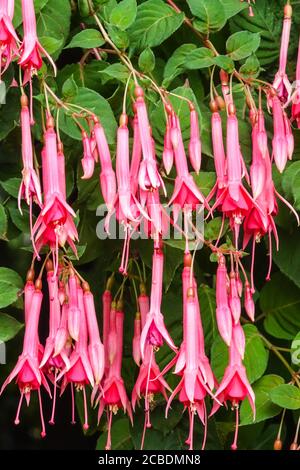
[270,384,300,410]
[0,267,23,289]
[226,31,260,60]
[292,171,300,210]
[262,272,300,340]
[0,178,21,198]
[106,25,129,49]
[128,0,184,50]
[185,48,215,70]
[0,313,23,342]
[99,63,129,83]
[199,284,217,350]
[37,0,71,57]
[240,375,284,426]
[193,171,216,197]
[0,204,8,240]
[163,44,197,85]
[211,324,268,383]
[219,0,248,19]
[239,54,261,79]
[59,87,117,143]
[138,48,155,73]
[213,55,235,73]
[187,0,226,35]
[242,324,269,384]
[272,229,300,290]
[0,88,19,140]
[62,75,78,100]
[65,29,105,49]
[0,282,20,309]
[109,0,137,30]
[282,161,300,200]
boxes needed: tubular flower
[58,284,94,431]
[32,117,78,267]
[272,4,292,102]
[132,289,171,450]
[18,94,42,253]
[97,305,133,450]
[19,0,56,83]
[140,249,177,357]
[0,0,19,75]
[1,279,51,438]
[134,86,166,193]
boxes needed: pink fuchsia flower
[0,0,19,76]
[250,111,266,200]
[93,116,116,214]
[132,289,171,449]
[132,312,141,366]
[140,248,177,357]
[271,94,288,173]
[102,284,112,376]
[229,270,241,325]
[216,255,232,346]
[1,280,51,438]
[213,326,255,450]
[166,286,216,450]
[81,131,95,180]
[82,282,105,386]
[134,86,166,193]
[114,113,146,225]
[210,103,227,192]
[40,266,70,373]
[67,271,81,343]
[168,112,210,221]
[272,4,292,103]
[211,104,257,247]
[19,0,56,83]
[162,115,174,175]
[58,284,94,431]
[188,103,202,174]
[97,308,133,450]
[130,110,142,196]
[33,117,78,267]
[39,264,70,425]
[244,282,255,321]
[18,94,42,210]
